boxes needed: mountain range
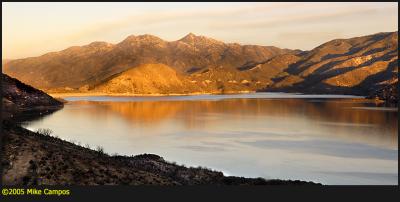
[3,32,398,97]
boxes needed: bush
[36,128,53,136]
[96,146,105,154]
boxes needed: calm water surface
[22,93,398,185]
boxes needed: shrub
[96,146,105,154]
[36,128,53,136]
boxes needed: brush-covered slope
[90,63,266,94]
[92,63,202,94]
[3,32,397,97]
[2,73,63,121]
[265,31,398,95]
[3,33,291,90]
[87,61,298,94]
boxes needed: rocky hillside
[90,63,275,94]
[264,32,398,96]
[3,33,291,90]
[91,63,201,94]
[3,32,398,98]
[2,73,63,122]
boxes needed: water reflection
[23,94,398,185]
[69,99,397,147]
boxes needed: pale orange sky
[2,2,398,59]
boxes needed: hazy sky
[2,2,398,59]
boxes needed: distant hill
[91,63,201,94]
[264,32,398,95]
[3,32,398,97]
[3,33,291,90]
[89,63,269,94]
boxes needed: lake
[22,93,398,185]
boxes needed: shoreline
[48,91,368,98]
[48,91,255,98]
[47,91,388,106]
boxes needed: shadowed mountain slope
[264,32,398,95]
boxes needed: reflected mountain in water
[65,98,397,146]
